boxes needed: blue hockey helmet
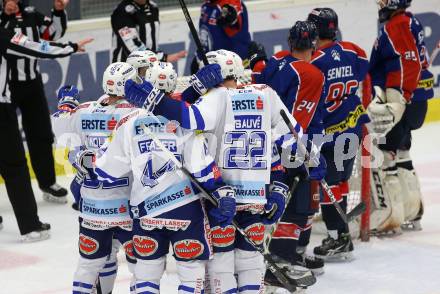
[307,8,338,40]
[288,21,318,51]
[377,0,412,23]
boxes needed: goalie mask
[102,62,141,97]
[146,62,178,94]
[377,0,412,23]
[204,49,244,81]
[126,50,158,76]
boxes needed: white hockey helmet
[146,62,178,93]
[126,50,159,71]
[102,62,140,97]
[204,49,244,81]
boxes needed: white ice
[1,122,440,294]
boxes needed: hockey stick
[177,0,209,66]
[429,40,440,67]
[279,109,366,223]
[140,123,310,292]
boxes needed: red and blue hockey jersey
[311,41,370,136]
[198,0,251,60]
[251,50,325,135]
[369,12,425,102]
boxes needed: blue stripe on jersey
[103,262,117,268]
[72,291,89,294]
[95,167,119,182]
[177,285,205,293]
[136,291,157,294]
[224,288,238,294]
[181,102,191,129]
[193,161,215,179]
[191,105,205,130]
[72,281,93,289]
[136,281,160,290]
[238,285,262,292]
[99,269,117,277]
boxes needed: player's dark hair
[307,7,338,40]
[288,21,318,52]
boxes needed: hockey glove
[248,41,268,70]
[57,85,80,111]
[72,150,96,179]
[367,87,406,135]
[217,4,238,27]
[190,64,223,95]
[308,154,327,181]
[263,181,289,225]
[209,186,236,227]
[70,172,85,204]
[124,79,165,113]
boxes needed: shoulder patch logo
[331,49,341,61]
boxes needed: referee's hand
[167,50,187,63]
[76,38,94,52]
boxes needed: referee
[111,0,187,63]
[0,27,92,241]
[0,0,69,203]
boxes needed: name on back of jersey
[234,115,262,130]
[327,65,354,81]
[138,139,177,153]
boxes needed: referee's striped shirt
[0,6,67,82]
[1,30,77,104]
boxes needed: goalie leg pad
[396,150,423,222]
[235,249,265,293]
[176,260,206,294]
[370,151,404,232]
[207,251,237,294]
[134,257,165,294]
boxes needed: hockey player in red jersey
[248,21,328,283]
[307,7,370,260]
[368,0,430,233]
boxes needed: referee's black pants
[0,103,41,235]
[10,75,56,189]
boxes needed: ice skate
[21,222,51,242]
[41,183,68,204]
[313,233,354,261]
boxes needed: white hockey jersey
[94,109,221,219]
[52,98,135,230]
[184,84,302,206]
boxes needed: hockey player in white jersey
[52,62,142,294]
[126,50,159,78]
[87,105,236,293]
[123,49,326,293]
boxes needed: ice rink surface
[1,122,440,294]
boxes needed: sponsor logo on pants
[79,234,99,255]
[245,223,265,245]
[123,240,136,261]
[174,239,204,259]
[133,235,158,257]
[211,225,235,247]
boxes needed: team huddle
[51,0,434,293]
